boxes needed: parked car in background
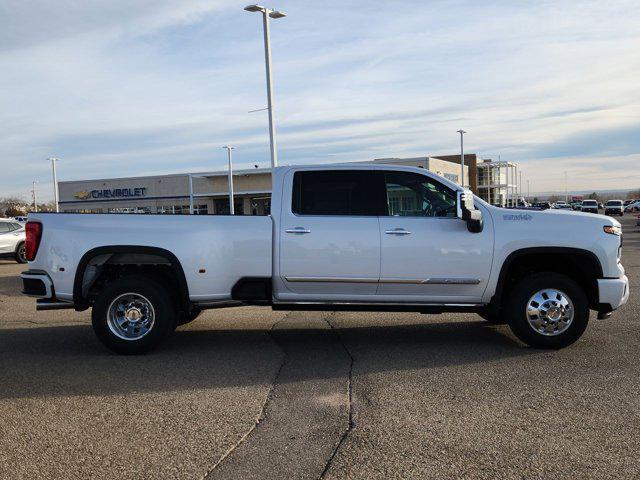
[623,199,637,207]
[581,200,599,214]
[532,202,552,210]
[624,200,640,213]
[605,200,624,216]
[0,218,26,263]
[598,203,604,210]
[14,216,28,223]
[571,201,583,211]
[554,201,572,210]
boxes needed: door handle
[385,228,411,235]
[285,227,311,234]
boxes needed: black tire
[91,275,177,354]
[177,307,202,326]
[506,272,589,349]
[15,242,27,264]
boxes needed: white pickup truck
[21,164,629,353]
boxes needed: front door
[377,170,494,303]
[278,169,385,299]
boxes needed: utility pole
[527,179,530,201]
[223,146,236,215]
[457,130,466,187]
[32,181,38,212]
[48,157,59,212]
[564,171,568,203]
[245,5,286,168]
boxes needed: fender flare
[72,245,190,312]
[491,246,603,307]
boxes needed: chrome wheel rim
[526,289,574,336]
[18,244,26,262]
[107,293,155,341]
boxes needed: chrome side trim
[423,278,481,285]
[285,276,378,283]
[285,276,481,285]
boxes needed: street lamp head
[269,10,286,18]
[457,129,467,134]
[244,4,265,12]
[222,146,235,150]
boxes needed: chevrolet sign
[74,187,147,200]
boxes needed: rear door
[278,169,385,298]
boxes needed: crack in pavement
[204,311,353,480]
[320,313,355,480]
[201,312,291,479]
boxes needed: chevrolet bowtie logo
[74,191,91,200]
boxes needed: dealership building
[57,155,475,215]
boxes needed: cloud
[1,0,639,201]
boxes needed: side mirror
[457,190,483,233]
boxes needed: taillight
[25,222,42,261]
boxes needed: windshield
[582,201,597,206]
[607,201,622,206]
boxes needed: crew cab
[21,165,629,353]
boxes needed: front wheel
[92,275,177,354]
[506,272,589,349]
[15,242,27,264]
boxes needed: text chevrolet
[21,165,629,353]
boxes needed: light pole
[48,157,59,212]
[32,181,38,212]
[527,179,530,201]
[223,146,236,215]
[519,170,522,202]
[564,171,568,203]
[456,129,466,188]
[245,4,286,169]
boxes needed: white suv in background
[0,219,26,263]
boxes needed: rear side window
[292,170,385,216]
[0,223,11,233]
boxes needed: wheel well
[493,248,602,310]
[73,246,190,313]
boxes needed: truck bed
[27,213,273,303]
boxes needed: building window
[193,205,208,215]
[444,173,459,183]
[214,199,244,215]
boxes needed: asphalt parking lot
[1,215,638,479]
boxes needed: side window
[0,223,10,233]
[10,223,23,231]
[383,171,457,217]
[292,170,385,216]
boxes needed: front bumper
[598,275,629,311]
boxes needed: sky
[1,0,639,202]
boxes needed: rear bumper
[21,270,54,298]
[598,275,629,312]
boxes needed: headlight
[603,225,622,236]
